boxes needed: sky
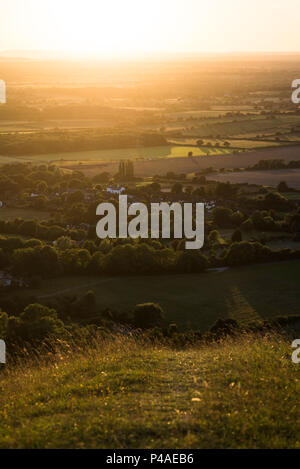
[0,0,300,58]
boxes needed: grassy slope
[31,261,300,331]
[0,334,299,449]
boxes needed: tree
[0,311,8,340]
[60,248,91,274]
[36,180,48,193]
[241,218,254,232]
[231,211,244,227]
[225,241,256,266]
[176,250,207,273]
[18,220,37,237]
[231,229,242,243]
[208,230,225,247]
[277,181,289,193]
[103,244,161,275]
[68,190,84,204]
[0,248,8,269]
[149,182,161,193]
[13,245,60,277]
[212,207,233,228]
[262,192,291,211]
[18,304,65,341]
[210,318,239,338]
[48,225,66,241]
[289,213,300,239]
[126,161,134,179]
[225,241,272,266]
[134,303,164,329]
[171,183,182,195]
[66,203,86,225]
[55,236,74,251]
[216,182,237,199]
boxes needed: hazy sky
[1,0,300,57]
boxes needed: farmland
[0,144,234,166]
[1,54,300,451]
[29,260,300,331]
[207,168,300,190]
[176,115,300,138]
[169,137,283,149]
[61,144,300,177]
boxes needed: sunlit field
[0,145,235,164]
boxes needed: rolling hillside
[0,332,299,449]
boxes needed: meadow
[31,260,300,331]
[0,332,298,449]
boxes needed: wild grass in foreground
[0,332,299,449]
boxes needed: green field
[1,333,298,448]
[32,261,300,330]
[0,207,50,221]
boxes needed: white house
[0,271,11,287]
[0,271,26,288]
[106,186,125,195]
[206,201,216,212]
[0,201,3,208]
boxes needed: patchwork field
[0,144,234,166]
[0,119,121,132]
[169,138,282,149]
[207,168,300,189]
[32,260,300,331]
[62,145,300,177]
[181,115,300,138]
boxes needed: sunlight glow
[1,0,300,57]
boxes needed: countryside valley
[0,54,299,449]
